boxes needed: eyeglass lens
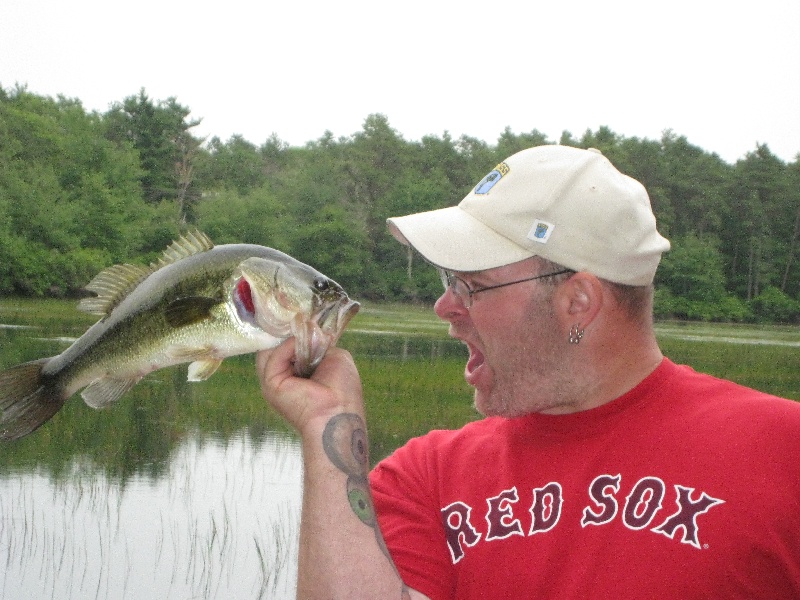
[438,270,471,307]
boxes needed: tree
[194,186,293,249]
[200,134,267,194]
[655,234,747,321]
[496,127,552,159]
[749,286,800,324]
[780,160,800,296]
[289,205,374,294]
[104,89,202,218]
[724,144,792,300]
[3,85,799,318]
[578,126,620,159]
[657,132,730,238]
[0,86,153,294]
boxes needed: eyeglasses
[437,268,573,308]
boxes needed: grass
[346,301,450,337]
[655,321,800,400]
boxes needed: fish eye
[313,277,330,292]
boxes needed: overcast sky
[2,0,798,164]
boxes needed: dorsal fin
[77,231,215,317]
[153,230,214,268]
[78,263,154,316]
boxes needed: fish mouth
[232,257,360,377]
[291,297,360,377]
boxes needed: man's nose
[434,287,467,320]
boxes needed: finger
[309,347,353,383]
[256,338,296,394]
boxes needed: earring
[568,324,585,344]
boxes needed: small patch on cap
[527,220,554,244]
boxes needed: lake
[1,300,798,598]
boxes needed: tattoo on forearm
[322,413,411,600]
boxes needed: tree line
[1,85,799,323]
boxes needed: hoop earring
[568,324,585,344]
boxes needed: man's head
[387,146,669,416]
[387,145,670,286]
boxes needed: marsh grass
[349,302,448,337]
[360,356,477,462]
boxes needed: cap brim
[387,206,534,272]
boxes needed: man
[257,145,800,599]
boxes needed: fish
[0,231,360,441]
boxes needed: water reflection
[1,431,301,599]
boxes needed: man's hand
[256,337,363,435]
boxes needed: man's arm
[257,340,429,600]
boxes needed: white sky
[2,0,799,164]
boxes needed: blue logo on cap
[474,162,509,195]
[527,219,555,244]
[532,222,550,239]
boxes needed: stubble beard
[471,292,572,418]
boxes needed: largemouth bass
[0,231,359,441]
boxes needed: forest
[1,85,799,323]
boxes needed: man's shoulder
[662,360,800,452]
[390,417,505,457]
[371,417,506,481]
[665,358,799,409]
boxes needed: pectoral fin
[169,345,215,362]
[168,346,222,380]
[187,359,223,382]
[164,297,218,328]
[81,376,142,409]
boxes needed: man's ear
[555,272,604,328]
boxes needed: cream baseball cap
[387,145,670,286]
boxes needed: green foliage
[2,86,799,323]
[200,134,269,194]
[749,286,800,323]
[195,186,292,248]
[289,205,374,292]
[657,234,728,301]
[654,288,752,322]
[0,87,155,294]
[104,89,200,201]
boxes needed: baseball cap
[386,145,670,286]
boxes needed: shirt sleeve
[370,434,455,600]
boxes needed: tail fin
[0,359,67,441]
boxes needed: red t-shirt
[370,359,800,599]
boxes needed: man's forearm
[295,412,412,600]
